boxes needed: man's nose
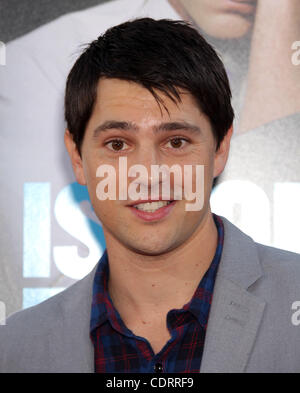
[128,146,163,194]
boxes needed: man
[2,0,299,325]
[1,17,300,373]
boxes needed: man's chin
[125,239,179,257]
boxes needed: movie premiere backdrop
[0,0,299,317]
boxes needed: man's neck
[104,211,218,326]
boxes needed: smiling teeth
[133,201,171,212]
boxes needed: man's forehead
[83,77,213,142]
[96,78,195,109]
[92,78,206,127]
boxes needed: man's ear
[64,129,87,185]
[213,125,233,178]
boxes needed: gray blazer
[1,217,300,373]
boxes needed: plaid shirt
[90,214,224,373]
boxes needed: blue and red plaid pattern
[90,213,224,373]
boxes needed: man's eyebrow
[92,120,201,138]
[153,121,201,134]
[92,121,138,138]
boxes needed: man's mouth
[127,199,177,221]
[132,200,173,213]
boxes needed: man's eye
[166,137,188,149]
[105,139,128,151]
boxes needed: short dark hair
[65,17,234,154]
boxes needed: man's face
[66,78,231,256]
[175,0,257,39]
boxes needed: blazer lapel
[200,217,266,373]
[200,276,266,373]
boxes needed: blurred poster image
[0,0,299,315]
[170,0,300,253]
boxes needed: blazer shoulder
[3,261,96,330]
[0,287,62,372]
[0,269,94,372]
[255,242,300,283]
[0,284,66,356]
[4,286,64,330]
[256,242,300,267]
